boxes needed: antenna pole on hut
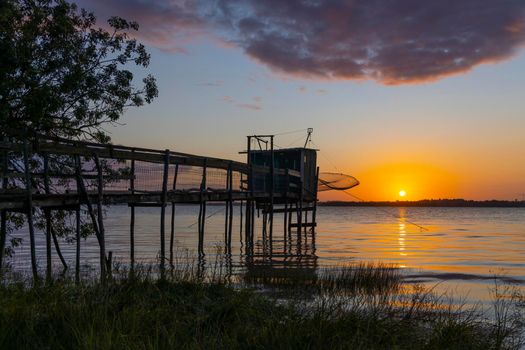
[304,128,313,148]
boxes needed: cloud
[237,103,261,111]
[212,0,525,84]
[77,0,205,53]
[198,80,224,87]
[222,95,262,110]
[79,0,525,84]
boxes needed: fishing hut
[0,130,319,283]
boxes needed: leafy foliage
[0,0,157,262]
[0,0,158,142]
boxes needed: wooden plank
[0,190,300,210]
[1,138,299,176]
[263,206,314,214]
[3,172,133,180]
[290,222,317,228]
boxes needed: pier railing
[0,134,315,283]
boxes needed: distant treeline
[320,199,525,208]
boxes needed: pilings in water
[130,151,136,274]
[198,158,207,256]
[0,135,318,283]
[23,139,39,282]
[159,150,169,277]
[43,153,52,282]
[169,164,179,267]
[224,162,233,254]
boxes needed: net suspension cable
[309,140,428,231]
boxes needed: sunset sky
[78,0,525,201]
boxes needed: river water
[8,205,525,302]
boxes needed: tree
[0,0,158,142]
[0,0,158,277]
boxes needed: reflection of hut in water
[241,136,320,285]
[242,227,319,286]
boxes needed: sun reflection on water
[398,208,407,257]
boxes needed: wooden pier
[0,134,319,282]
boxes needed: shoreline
[319,199,525,208]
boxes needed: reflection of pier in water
[242,220,318,285]
[0,133,319,283]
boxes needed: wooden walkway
[0,134,318,283]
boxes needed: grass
[0,263,523,349]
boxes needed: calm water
[9,205,525,302]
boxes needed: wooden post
[93,154,107,280]
[228,165,233,252]
[245,198,251,249]
[304,210,308,236]
[73,154,83,284]
[239,199,243,239]
[224,168,229,249]
[0,145,8,273]
[269,136,274,249]
[298,179,304,236]
[129,153,135,274]
[262,212,267,248]
[160,149,169,277]
[198,159,207,255]
[43,153,52,282]
[312,167,319,234]
[283,168,289,244]
[169,164,179,267]
[245,137,252,249]
[283,203,288,240]
[75,204,80,284]
[23,139,39,283]
[250,198,255,254]
[75,156,107,278]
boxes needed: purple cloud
[78,0,525,84]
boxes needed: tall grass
[0,261,523,349]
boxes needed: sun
[399,190,406,198]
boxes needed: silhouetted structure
[0,133,318,282]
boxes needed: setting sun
[399,190,406,197]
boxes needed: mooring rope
[187,205,225,228]
[339,190,428,231]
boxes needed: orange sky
[318,162,460,202]
[108,29,525,202]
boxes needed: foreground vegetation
[0,264,523,349]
